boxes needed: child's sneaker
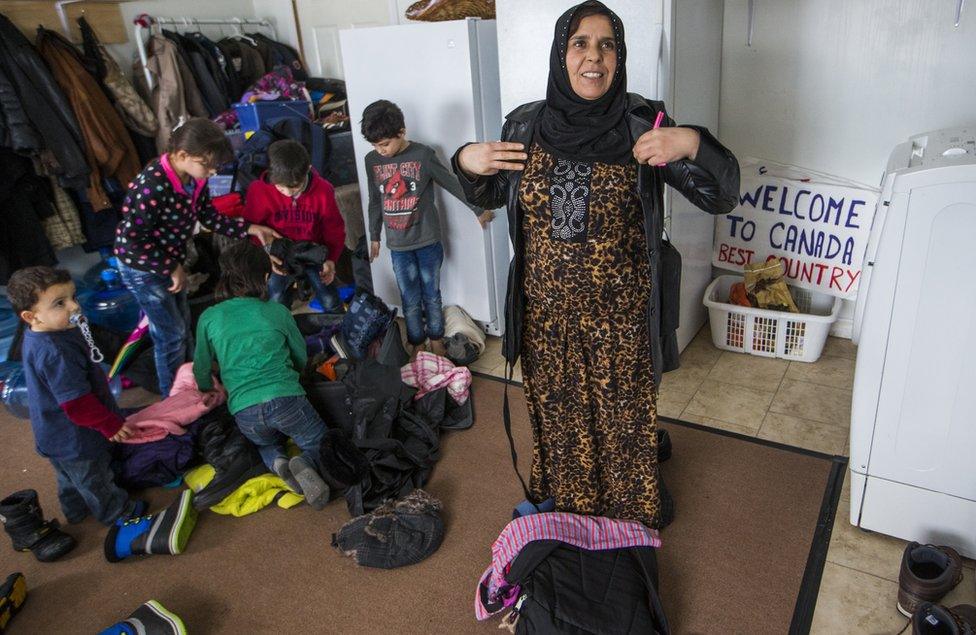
[98,600,187,635]
[104,490,197,563]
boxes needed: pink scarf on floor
[400,352,471,404]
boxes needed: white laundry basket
[702,275,841,363]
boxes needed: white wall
[720,0,976,187]
[496,0,664,116]
[103,0,259,72]
[719,0,976,337]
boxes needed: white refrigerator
[340,19,509,335]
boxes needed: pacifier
[70,311,104,364]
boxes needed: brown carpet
[0,377,836,634]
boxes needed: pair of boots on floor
[898,541,976,634]
[0,574,185,635]
[0,488,197,563]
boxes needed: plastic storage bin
[703,274,841,363]
[233,100,311,134]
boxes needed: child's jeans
[50,452,130,525]
[269,268,342,313]
[118,263,191,397]
[390,242,444,345]
[234,395,327,473]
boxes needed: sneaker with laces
[912,602,976,634]
[898,542,964,617]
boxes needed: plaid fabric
[41,177,85,250]
[400,351,471,404]
[475,512,662,619]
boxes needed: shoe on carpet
[0,572,27,632]
[898,542,964,617]
[98,600,187,635]
[0,490,76,562]
[289,456,330,510]
[912,602,976,634]
[104,490,197,563]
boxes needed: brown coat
[36,29,140,211]
[134,35,190,150]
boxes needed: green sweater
[193,297,307,414]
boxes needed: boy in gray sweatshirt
[362,99,493,356]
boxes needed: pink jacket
[122,363,226,444]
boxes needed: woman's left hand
[247,224,281,246]
[632,127,701,166]
[320,260,336,284]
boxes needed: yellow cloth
[183,464,304,517]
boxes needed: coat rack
[133,14,278,90]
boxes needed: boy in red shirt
[243,140,346,312]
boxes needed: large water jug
[0,296,17,362]
[77,267,140,333]
[1,361,123,420]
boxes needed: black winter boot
[0,490,76,562]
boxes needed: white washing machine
[850,126,976,557]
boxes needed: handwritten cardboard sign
[712,159,879,300]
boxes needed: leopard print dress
[519,143,662,528]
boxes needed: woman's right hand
[457,142,527,177]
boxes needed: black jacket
[451,94,740,384]
[0,14,89,190]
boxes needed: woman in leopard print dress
[452,1,739,528]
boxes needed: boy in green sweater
[193,241,331,509]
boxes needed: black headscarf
[536,1,632,164]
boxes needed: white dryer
[850,126,976,557]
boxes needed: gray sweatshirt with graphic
[365,142,480,251]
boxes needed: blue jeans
[118,263,191,397]
[390,242,444,345]
[269,268,341,313]
[234,396,327,472]
[50,453,129,525]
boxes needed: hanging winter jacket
[133,35,189,151]
[188,32,239,103]
[0,14,89,191]
[35,28,141,212]
[250,33,307,81]
[217,38,266,93]
[163,30,227,116]
[78,17,158,138]
[0,149,57,284]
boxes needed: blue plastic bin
[234,100,311,134]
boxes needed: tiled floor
[472,324,976,634]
